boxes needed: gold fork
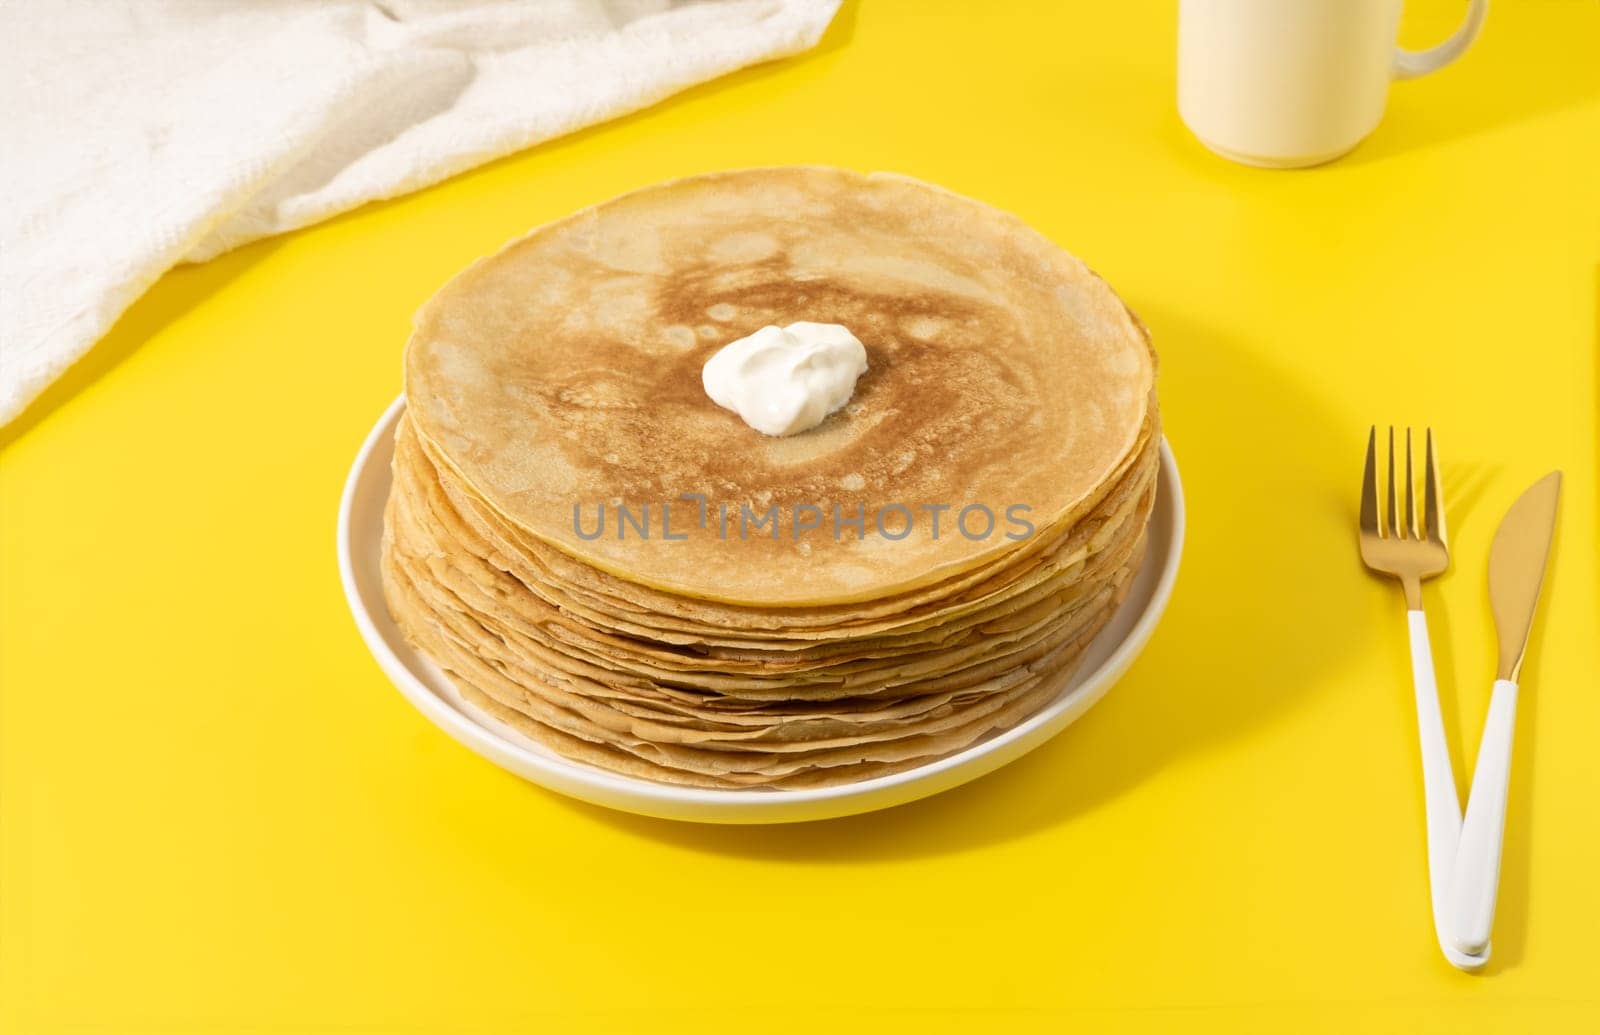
[1358,427,1485,969]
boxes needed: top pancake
[404,167,1154,606]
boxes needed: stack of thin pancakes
[383,167,1159,789]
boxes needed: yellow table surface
[4,2,1598,1031]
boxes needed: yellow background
[3,2,1597,1031]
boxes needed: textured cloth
[0,0,840,425]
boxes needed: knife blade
[1489,471,1562,681]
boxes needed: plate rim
[338,396,1185,822]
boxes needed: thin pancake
[404,166,1155,606]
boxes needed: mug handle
[1393,0,1489,79]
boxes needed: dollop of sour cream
[701,322,868,437]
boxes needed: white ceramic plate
[339,397,1184,823]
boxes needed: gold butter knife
[1447,471,1562,956]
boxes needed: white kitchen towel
[0,0,840,426]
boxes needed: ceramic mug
[1178,0,1489,168]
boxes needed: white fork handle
[1448,678,1519,956]
[1406,611,1487,970]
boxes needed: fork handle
[1447,678,1519,956]
[1405,610,1484,969]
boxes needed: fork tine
[1405,427,1417,539]
[1424,427,1445,545]
[1360,426,1379,535]
[1386,426,1399,539]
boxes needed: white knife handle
[1449,678,1520,956]
[1405,611,1480,969]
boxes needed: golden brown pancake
[382,166,1161,789]
[403,167,1155,606]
